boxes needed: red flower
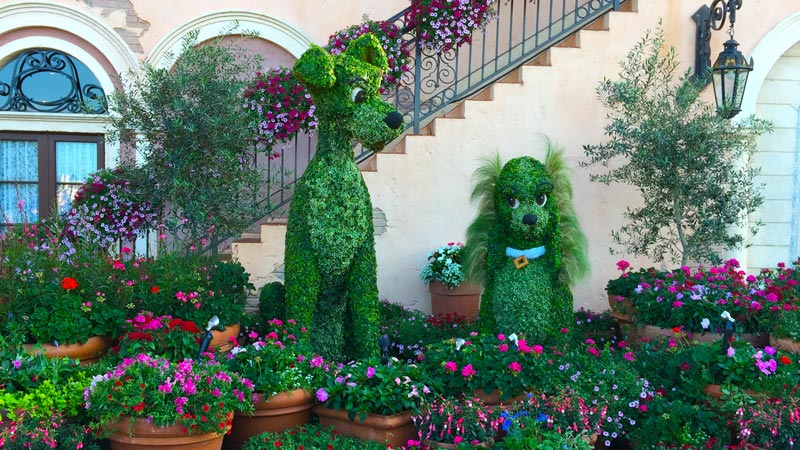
[61,277,78,291]
[150,286,160,294]
[780,355,792,365]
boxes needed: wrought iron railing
[247,0,626,223]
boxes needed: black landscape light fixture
[693,0,753,119]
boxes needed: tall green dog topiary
[464,140,589,342]
[284,34,403,361]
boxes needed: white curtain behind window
[55,141,97,215]
[0,140,39,223]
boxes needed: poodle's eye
[535,193,548,207]
[351,87,366,103]
[506,196,520,209]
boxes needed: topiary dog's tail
[463,154,502,286]
[544,138,590,286]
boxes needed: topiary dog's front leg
[284,229,320,345]
[343,239,380,360]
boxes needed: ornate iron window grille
[0,49,107,114]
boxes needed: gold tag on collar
[513,255,529,270]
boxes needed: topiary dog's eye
[351,87,366,103]
[535,193,548,207]
[506,196,520,209]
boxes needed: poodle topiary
[283,33,404,361]
[464,140,589,342]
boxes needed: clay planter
[107,416,226,450]
[223,389,313,450]
[703,384,762,401]
[23,335,110,365]
[429,281,481,322]
[210,324,240,353]
[770,335,800,354]
[313,406,416,448]
[423,438,494,449]
[633,324,769,347]
[470,389,526,409]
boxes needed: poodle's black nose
[522,214,537,226]
[384,111,403,130]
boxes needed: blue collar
[505,246,546,260]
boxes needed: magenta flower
[316,388,329,402]
[366,366,376,378]
[462,364,476,378]
[444,361,458,372]
[508,361,522,373]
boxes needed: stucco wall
[363,0,800,313]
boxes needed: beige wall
[363,0,800,313]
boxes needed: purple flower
[366,366,376,378]
[11,359,21,370]
[316,388,329,402]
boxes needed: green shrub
[258,281,286,324]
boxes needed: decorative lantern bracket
[692,0,743,85]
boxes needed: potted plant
[413,394,498,448]
[129,251,253,351]
[733,388,800,449]
[420,332,548,404]
[406,0,498,53]
[241,423,389,450]
[242,67,317,155]
[499,391,602,449]
[683,338,798,401]
[84,354,255,449]
[1,220,125,359]
[63,166,156,250]
[582,26,772,267]
[0,411,100,450]
[222,318,327,449]
[112,312,204,361]
[313,357,424,447]
[421,242,481,322]
[626,260,772,345]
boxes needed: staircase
[233,0,641,310]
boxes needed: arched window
[0,49,106,226]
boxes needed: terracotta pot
[633,324,768,347]
[107,416,226,450]
[313,406,417,448]
[210,324,240,353]
[703,384,762,400]
[223,389,313,450]
[470,389,526,408]
[770,335,800,354]
[423,438,494,449]
[23,335,110,365]
[429,281,481,322]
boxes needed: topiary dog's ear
[343,33,389,73]
[293,45,335,90]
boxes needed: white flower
[720,311,736,323]
[700,318,710,329]
[455,338,466,351]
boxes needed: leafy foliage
[581,26,772,266]
[107,28,266,246]
[284,34,402,361]
[315,357,423,420]
[464,142,587,340]
[242,423,388,450]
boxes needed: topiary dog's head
[495,156,559,249]
[293,33,403,151]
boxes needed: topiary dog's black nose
[384,111,403,130]
[523,214,537,226]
